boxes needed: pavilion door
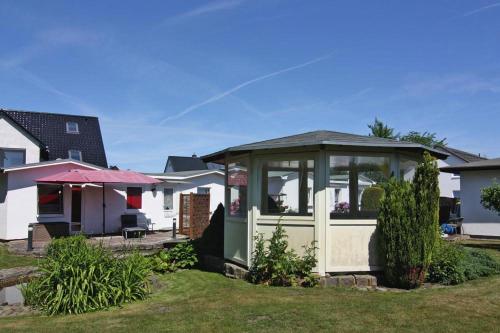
[71,186,82,233]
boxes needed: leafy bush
[23,236,151,315]
[428,241,466,285]
[248,233,268,284]
[480,182,500,215]
[150,241,198,273]
[361,186,384,211]
[248,224,318,287]
[428,241,499,285]
[462,247,500,280]
[377,152,441,289]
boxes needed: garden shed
[202,130,448,275]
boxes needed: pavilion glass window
[329,155,391,219]
[227,161,248,218]
[261,159,314,216]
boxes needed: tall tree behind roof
[400,131,447,148]
[368,118,399,139]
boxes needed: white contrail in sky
[463,2,500,17]
[160,53,333,123]
[161,0,244,25]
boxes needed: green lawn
[1,240,499,332]
[0,269,499,333]
[0,244,37,270]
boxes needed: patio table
[122,227,147,240]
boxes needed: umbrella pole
[102,183,105,235]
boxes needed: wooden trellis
[179,193,210,239]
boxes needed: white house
[441,158,500,237]
[145,169,225,230]
[435,146,486,198]
[0,160,225,240]
[0,109,226,240]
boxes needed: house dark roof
[164,156,208,172]
[441,157,500,173]
[1,109,108,168]
[202,130,449,161]
[434,146,486,163]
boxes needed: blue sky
[1,1,499,171]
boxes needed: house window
[68,150,82,161]
[261,159,314,216]
[66,122,79,134]
[197,187,210,195]
[163,188,174,210]
[0,149,25,168]
[38,184,63,214]
[227,161,248,217]
[127,187,142,209]
[329,155,391,219]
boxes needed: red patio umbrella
[36,169,162,234]
[36,169,162,185]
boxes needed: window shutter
[127,187,142,209]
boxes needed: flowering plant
[335,201,350,213]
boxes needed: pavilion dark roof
[202,130,448,161]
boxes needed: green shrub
[150,241,198,273]
[248,224,318,287]
[428,241,466,285]
[480,182,500,215]
[428,241,499,285]
[361,186,385,211]
[248,233,268,284]
[413,152,441,273]
[377,152,440,289]
[462,247,500,280]
[23,235,151,315]
[377,178,417,288]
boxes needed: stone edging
[0,266,39,288]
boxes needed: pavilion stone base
[224,262,249,280]
[222,260,378,288]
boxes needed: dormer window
[66,122,79,134]
[68,150,82,161]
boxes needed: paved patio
[7,230,188,256]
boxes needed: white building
[1,110,225,240]
[145,170,225,229]
[441,158,500,237]
[435,146,486,198]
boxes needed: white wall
[80,173,225,234]
[438,156,464,198]
[0,173,7,239]
[1,165,225,240]
[460,170,500,237]
[1,163,96,240]
[0,115,40,164]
